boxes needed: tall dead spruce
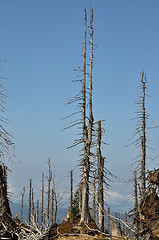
[131,72,148,200]
[64,8,113,225]
[0,61,15,227]
[97,121,104,231]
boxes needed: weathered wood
[41,171,44,229]
[21,187,25,222]
[141,72,146,198]
[107,207,110,234]
[92,173,96,221]
[37,199,39,224]
[51,188,54,224]
[81,8,89,224]
[0,164,12,226]
[134,171,139,239]
[47,158,52,227]
[28,179,32,225]
[70,170,73,222]
[97,121,104,232]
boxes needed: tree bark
[41,172,44,229]
[70,170,73,221]
[141,72,146,198]
[97,121,104,232]
[28,179,32,225]
[21,187,25,222]
[0,164,12,225]
[81,8,89,224]
[134,171,139,239]
[47,158,52,227]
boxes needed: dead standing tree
[63,9,114,225]
[96,121,114,231]
[0,164,12,226]
[47,158,52,227]
[97,121,104,232]
[21,186,25,222]
[0,61,15,226]
[81,8,94,224]
[129,72,148,200]
[140,72,146,198]
[63,8,94,224]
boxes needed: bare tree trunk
[51,188,54,224]
[141,72,146,198]
[107,207,110,234]
[37,200,39,225]
[97,121,104,232]
[29,179,32,225]
[92,174,96,222]
[0,164,12,225]
[70,170,73,222]
[32,187,35,222]
[81,8,89,224]
[134,171,139,240]
[125,212,128,236]
[78,183,82,215]
[81,7,94,224]
[47,158,52,227]
[41,171,44,229]
[54,193,57,223]
[21,187,25,222]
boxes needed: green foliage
[71,189,81,221]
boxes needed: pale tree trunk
[78,183,82,215]
[97,121,104,232]
[47,158,52,227]
[32,187,35,222]
[28,179,32,225]
[92,174,96,221]
[36,200,39,224]
[125,212,128,236]
[21,187,25,222]
[51,188,54,224]
[81,7,94,224]
[41,171,44,229]
[0,164,12,225]
[134,171,139,240]
[107,207,110,234]
[54,193,57,223]
[81,7,89,224]
[141,72,146,198]
[70,170,73,222]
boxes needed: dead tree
[36,199,39,225]
[125,212,128,236]
[0,164,12,225]
[41,171,44,228]
[0,61,15,227]
[51,188,54,224]
[97,121,104,231]
[130,72,148,199]
[32,186,35,222]
[78,182,82,215]
[141,72,146,198]
[92,173,96,222]
[21,186,25,222]
[29,179,32,225]
[47,158,52,227]
[107,207,110,234]
[134,171,139,240]
[80,8,89,224]
[70,170,73,222]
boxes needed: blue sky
[0,0,159,211]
